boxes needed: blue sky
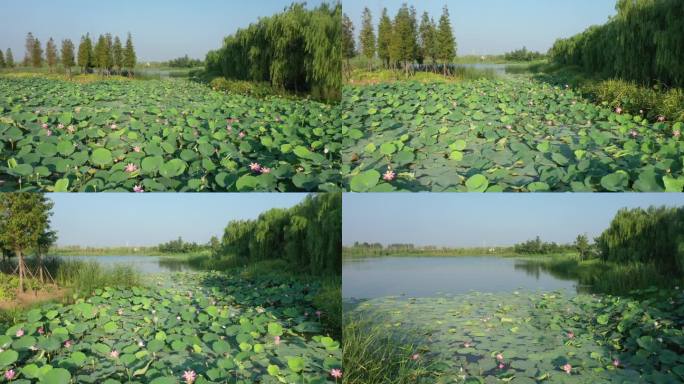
[344,0,617,55]
[0,0,327,62]
[343,194,684,247]
[48,193,307,247]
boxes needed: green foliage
[208,77,279,98]
[5,48,14,68]
[549,0,684,87]
[123,33,136,73]
[207,2,341,101]
[596,206,684,275]
[54,260,141,294]
[360,8,376,63]
[0,76,340,191]
[0,50,5,68]
[217,193,341,275]
[45,38,58,70]
[513,236,572,255]
[165,55,202,68]
[156,237,206,254]
[418,12,438,65]
[60,39,75,74]
[77,34,93,72]
[436,5,456,71]
[342,77,684,191]
[31,38,43,68]
[341,14,356,61]
[503,46,544,62]
[112,36,123,71]
[24,33,35,67]
[377,8,393,68]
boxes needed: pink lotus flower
[37,327,44,335]
[125,163,138,173]
[561,363,572,374]
[110,123,118,129]
[630,130,638,138]
[505,125,512,130]
[226,125,233,133]
[674,130,681,138]
[133,146,141,153]
[316,310,322,318]
[15,329,24,337]
[330,368,342,379]
[658,115,666,122]
[64,340,72,348]
[498,363,505,369]
[463,341,473,348]
[612,359,620,368]
[4,369,15,381]
[496,353,504,362]
[567,331,575,339]
[383,169,396,182]
[46,129,52,137]
[274,336,281,346]
[182,370,196,384]
[238,131,246,139]
[57,123,64,129]
[133,185,144,193]
[110,350,119,359]
[615,107,623,114]
[42,123,48,129]
[260,167,271,174]
[250,163,261,173]
[411,353,420,361]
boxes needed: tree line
[549,0,684,88]
[0,48,16,68]
[0,193,57,292]
[342,4,457,75]
[156,236,206,254]
[166,55,203,68]
[213,193,341,275]
[17,32,137,76]
[206,2,341,101]
[596,206,684,276]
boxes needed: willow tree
[46,38,58,72]
[0,193,54,292]
[359,7,376,70]
[377,8,393,69]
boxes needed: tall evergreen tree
[32,39,43,67]
[61,39,75,76]
[436,5,456,75]
[0,50,5,68]
[123,33,137,77]
[46,37,58,71]
[77,34,93,73]
[24,32,35,66]
[359,7,376,71]
[105,33,114,73]
[409,6,421,64]
[419,12,438,67]
[6,48,14,68]
[390,4,416,74]
[377,8,393,69]
[341,13,356,75]
[113,36,123,74]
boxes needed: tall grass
[54,260,141,294]
[347,67,497,85]
[343,315,433,384]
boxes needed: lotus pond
[350,289,684,383]
[0,272,341,383]
[0,77,341,192]
[342,77,684,192]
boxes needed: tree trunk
[17,248,24,292]
[38,251,44,284]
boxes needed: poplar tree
[32,39,43,67]
[0,50,5,68]
[377,8,393,69]
[436,5,456,75]
[359,7,376,71]
[113,36,123,74]
[123,33,137,77]
[409,6,421,64]
[77,34,93,73]
[341,13,356,74]
[24,32,35,66]
[61,39,75,76]
[105,33,114,74]
[6,48,14,68]
[46,38,58,72]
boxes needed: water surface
[57,255,193,274]
[343,256,577,299]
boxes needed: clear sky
[48,193,307,247]
[344,0,617,55]
[343,193,684,247]
[0,0,327,62]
